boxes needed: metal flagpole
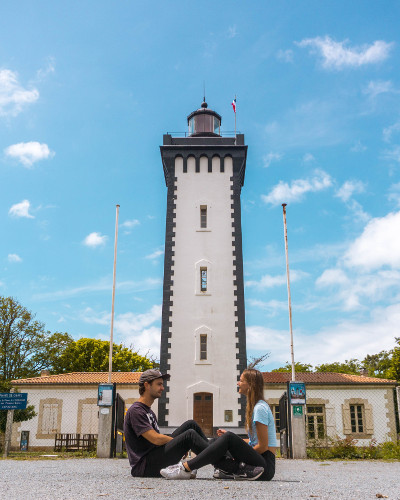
[108,204,120,384]
[282,203,296,382]
[234,94,237,140]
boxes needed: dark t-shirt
[123,401,159,476]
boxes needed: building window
[306,405,326,440]
[200,268,207,291]
[271,405,280,432]
[200,206,207,228]
[200,334,207,360]
[350,404,364,434]
[41,403,59,435]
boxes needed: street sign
[0,392,28,410]
[293,405,303,417]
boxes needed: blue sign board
[289,382,306,405]
[0,392,28,410]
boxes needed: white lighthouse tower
[158,100,248,435]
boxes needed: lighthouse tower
[158,100,248,435]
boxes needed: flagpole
[282,203,296,382]
[108,204,120,384]
[234,94,237,141]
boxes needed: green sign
[292,405,303,417]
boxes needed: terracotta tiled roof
[11,372,141,385]
[262,372,397,384]
[11,371,396,385]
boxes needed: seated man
[124,369,210,478]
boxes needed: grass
[1,450,97,460]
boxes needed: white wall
[167,156,240,427]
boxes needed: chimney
[40,370,50,377]
[360,368,368,377]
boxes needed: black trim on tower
[158,156,176,425]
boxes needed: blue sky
[1,1,400,371]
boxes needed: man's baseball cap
[139,369,170,384]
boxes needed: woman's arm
[252,421,269,454]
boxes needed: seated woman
[160,368,277,481]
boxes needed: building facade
[158,101,248,434]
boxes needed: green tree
[361,350,393,378]
[0,382,37,434]
[315,359,362,374]
[51,338,155,373]
[271,362,313,373]
[388,338,400,381]
[0,296,72,382]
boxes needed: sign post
[1,389,28,458]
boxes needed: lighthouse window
[200,334,207,360]
[200,206,207,228]
[200,268,207,291]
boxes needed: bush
[307,436,400,460]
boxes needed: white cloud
[8,253,22,263]
[343,211,400,270]
[227,25,237,39]
[363,80,396,99]
[302,153,315,163]
[8,199,34,218]
[297,36,393,69]
[335,180,365,202]
[32,277,162,301]
[263,152,283,168]
[387,183,400,207]
[35,57,55,82]
[120,219,140,229]
[316,268,349,287]
[383,122,400,143]
[115,305,162,357]
[0,69,39,117]
[145,247,164,260]
[351,141,367,153]
[382,145,400,164]
[246,270,309,289]
[83,232,107,248]
[276,49,293,63]
[261,169,332,205]
[5,141,54,167]
[247,302,400,367]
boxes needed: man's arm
[141,429,173,446]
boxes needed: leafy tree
[51,338,155,373]
[315,359,362,374]
[361,350,393,378]
[388,338,400,381]
[0,296,72,382]
[271,362,313,373]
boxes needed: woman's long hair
[243,369,265,432]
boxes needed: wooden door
[193,392,213,437]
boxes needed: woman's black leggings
[187,431,275,481]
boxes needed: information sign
[289,382,306,405]
[292,405,303,417]
[97,384,114,406]
[0,392,28,410]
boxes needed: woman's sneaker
[190,469,197,479]
[160,462,192,480]
[233,462,264,481]
[213,468,235,480]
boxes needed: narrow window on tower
[200,334,207,360]
[200,267,207,292]
[200,205,207,228]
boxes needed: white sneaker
[160,462,192,480]
[190,469,197,479]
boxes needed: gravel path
[1,458,399,499]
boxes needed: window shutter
[364,405,374,435]
[342,404,351,434]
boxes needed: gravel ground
[1,458,400,500]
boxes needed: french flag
[231,97,236,113]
